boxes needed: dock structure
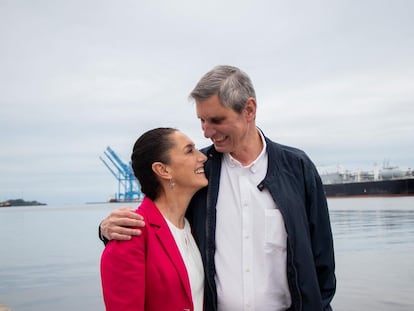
[100,146,143,202]
[319,162,414,197]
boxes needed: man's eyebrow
[201,116,225,122]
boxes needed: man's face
[195,94,251,155]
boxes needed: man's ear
[244,97,257,121]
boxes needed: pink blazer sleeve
[101,228,147,310]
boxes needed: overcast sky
[1,0,413,204]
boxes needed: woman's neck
[154,194,190,229]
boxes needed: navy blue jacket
[186,134,336,311]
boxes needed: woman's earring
[169,178,175,189]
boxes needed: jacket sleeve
[305,162,336,310]
[100,229,146,310]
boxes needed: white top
[215,131,292,311]
[166,217,204,311]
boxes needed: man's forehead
[196,100,230,114]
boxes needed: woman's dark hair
[131,127,177,200]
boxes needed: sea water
[0,198,413,310]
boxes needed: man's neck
[229,128,264,166]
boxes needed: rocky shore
[0,198,46,207]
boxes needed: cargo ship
[318,162,414,197]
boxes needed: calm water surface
[0,198,413,310]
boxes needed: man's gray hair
[189,65,256,113]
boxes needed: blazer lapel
[143,198,193,304]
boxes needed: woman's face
[166,131,208,192]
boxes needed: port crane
[99,146,143,202]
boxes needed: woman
[100,127,208,311]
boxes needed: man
[99,65,336,310]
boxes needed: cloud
[1,0,413,203]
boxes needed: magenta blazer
[101,197,196,311]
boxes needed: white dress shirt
[215,133,292,310]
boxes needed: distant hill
[0,199,47,207]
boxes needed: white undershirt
[166,218,204,311]
[215,132,292,311]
